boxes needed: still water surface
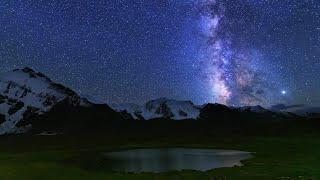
[104,148,252,172]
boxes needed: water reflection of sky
[104,148,252,172]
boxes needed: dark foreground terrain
[0,118,320,180]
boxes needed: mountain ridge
[0,67,119,134]
[110,98,297,121]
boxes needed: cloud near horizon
[270,104,305,111]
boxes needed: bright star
[281,90,287,95]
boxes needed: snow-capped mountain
[0,67,91,134]
[111,98,201,120]
[112,99,299,121]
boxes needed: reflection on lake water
[103,148,252,172]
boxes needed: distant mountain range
[111,99,299,121]
[269,104,320,116]
[0,67,308,135]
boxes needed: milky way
[197,0,267,106]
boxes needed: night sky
[0,0,319,107]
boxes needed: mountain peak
[0,68,91,134]
[12,67,51,81]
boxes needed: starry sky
[0,0,319,107]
